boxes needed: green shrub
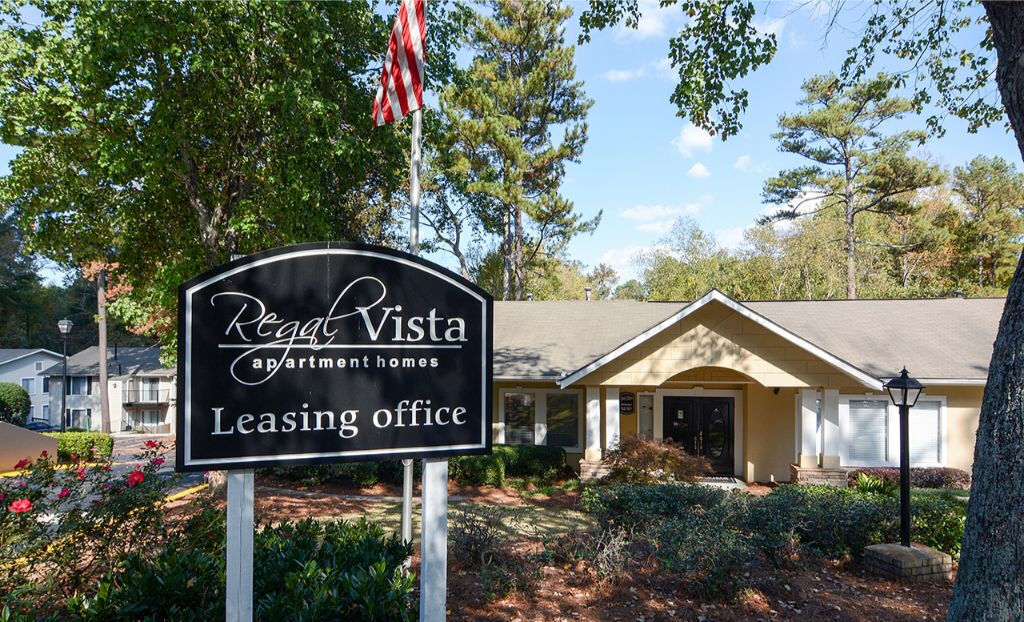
[0,382,31,426]
[492,444,566,478]
[581,483,727,529]
[654,498,756,598]
[846,466,971,490]
[267,460,419,487]
[43,431,114,462]
[912,493,967,560]
[450,504,537,598]
[70,518,415,621]
[600,436,711,484]
[753,485,897,559]
[855,472,897,496]
[450,454,505,487]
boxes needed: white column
[226,469,254,622]
[798,388,819,468]
[821,389,840,468]
[604,387,620,451]
[585,386,601,461]
[419,458,448,622]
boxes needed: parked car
[23,420,56,432]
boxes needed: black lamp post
[57,318,73,433]
[884,367,925,548]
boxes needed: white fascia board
[494,375,560,383]
[0,349,62,367]
[557,289,883,391]
[897,378,987,386]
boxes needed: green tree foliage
[948,156,1024,294]
[761,74,945,299]
[432,0,598,300]
[0,381,31,426]
[0,1,461,353]
[613,278,646,301]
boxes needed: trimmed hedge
[492,444,566,478]
[0,382,31,426]
[449,454,506,487]
[44,431,114,462]
[581,483,727,529]
[846,466,971,490]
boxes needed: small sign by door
[619,391,635,415]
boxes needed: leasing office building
[492,291,1000,482]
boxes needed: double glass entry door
[662,396,734,474]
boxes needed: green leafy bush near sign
[491,445,566,478]
[450,454,506,487]
[0,382,31,426]
[573,482,968,598]
[42,432,114,463]
[268,460,421,488]
[67,514,416,621]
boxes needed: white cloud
[603,67,645,82]
[600,245,647,269]
[616,0,675,40]
[687,162,711,179]
[636,220,676,234]
[752,16,787,38]
[653,57,674,80]
[733,154,752,171]
[671,123,714,158]
[621,203,702,221]
[714,227,747,250]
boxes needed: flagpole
[401,108,422,551]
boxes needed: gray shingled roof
[494,296,1004,383]
[0,348,59,366]
[43,346,171,377]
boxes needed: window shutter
[847,400,888,465]
[909,401,941,464]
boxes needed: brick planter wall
[790,464,849,487]
[864,543,953,582]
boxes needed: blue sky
[3,1,1019,283]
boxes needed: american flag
[372,0,426,126]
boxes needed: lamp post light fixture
[884,367,925,548]
[57,318,73,433]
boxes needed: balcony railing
[122,389,170,405]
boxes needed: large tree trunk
[97,267,111,434]
[947,4,1024,620]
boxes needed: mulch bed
[446,556,952,622]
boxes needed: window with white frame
[35,361,42,371]
[840,395,946,467]
[500,388,582,450]
[504,392,535,445]
[41,404,50,421]
[20,378,34,394]
[42,376,49,394]
[68,377,90,395]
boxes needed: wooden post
[419,457,448,622]
[226,469,254,622]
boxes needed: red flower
[69,453,79,462]
[0,492,4,502]
[151,457,165,467]
[145,440,159,448]
[15,480,25,487]
[40,450,48,458]
[9,499,32,513]
[127,470,145,487]
[58,488,71,499]
[74,467,87,480]
[13,458,29,470]
[102,464,112,471]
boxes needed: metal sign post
[226,470,254,622]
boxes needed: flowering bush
[0,441,176,616]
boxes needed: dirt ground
[169,476,952,621]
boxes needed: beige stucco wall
[574,302,868,389]
[743,385,798,483]
[0,422,57,471]
[936,385,984,472]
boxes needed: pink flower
[15,480,25,487]
[13,458,29,470]
[9,499,32,513]
[0,492,4,502]
[127,470,145,487]
[58,488,71,499]
[101,483,112,490]
[74,467,87,480]
[151,457,165,467]
[145,440,159,448]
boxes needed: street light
[884,367,925,548]
[57,318,73,433]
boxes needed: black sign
[175,243,493,472]
[619,392,635,415]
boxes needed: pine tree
[434,0,598,300]
[762,74,944,299]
